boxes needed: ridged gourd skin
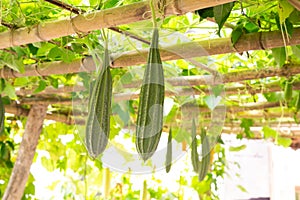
[165,128,172,173]
[198,128,211,182]
[0,95,4,134]
[85,48,112,159]
[191,119,200,173]
[136,28,165,161]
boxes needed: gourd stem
[150,0,157,28]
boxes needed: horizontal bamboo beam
[7,63,300,96]
[5,104,79,125]
[1,28,300,79]
[5,102,300,139]
[123,64,300,88]
[15,80,300,101]
[112,28,300,68]
[0,0,235,49]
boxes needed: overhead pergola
[1,0,300,199]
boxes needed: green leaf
[3,83,17,99]
[14,77,29,87]
[0,52,25,73]
[212,85,224,96]
[244,22,259,33]
[277,137,292,147]
[264,92,283,102]
[292,45,300,57]
[34,80,47,93]
[177,59,189,70]
[231,25,243,46]
[278,0,295,24]
[271,47,286,67]
[213,2,235,36]
[240,118,254,138]
[229,144,247,152]
[288,9,300,24]
[174,128,190,143]
[89,0,98,6]
[36,43,56,57]
[204,95,222,110]
[191,175,211,194]
[262,126,278,139]
[47,77,59,89]
[196,7,214,20]
[41,156,55,172]
[110,115,121,140]
[22,173,35,198]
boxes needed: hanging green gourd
[295,91,300,113]
[136,0,165,161]
[0,95,5,134]
[198,128,211,182]
[191,119,200,173]
[0,79,5,135]
[165,128,172,173]
[284,79,293,102]
[85,36,112,159]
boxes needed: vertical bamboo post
[2,104,48,200]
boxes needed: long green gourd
[0,95,4,134]
[198,128,211,181]
[296,91,300,113]
[85,48,112,159]
[284,80,293,102]
[136,28,165,161]
[165,128,172,173]
[191,119,200,173]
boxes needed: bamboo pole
[8,99,289,122]
[5,103,78,125]
[2,104,48,200]
[15,80,300,99]
[124,64,300,88]
[112,28,300,68]
[17,62,290,100]
[0,0,235,49]
[1,28,300,79]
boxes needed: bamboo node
[36,24,48,42]
[10,30,16,47]
[171,0,183,15]
[80,57,89,72]
[259,31,266,50]
[0,67,6,79]
[11,69,18,78]
[70,17,89,36]
[34,65,44,77]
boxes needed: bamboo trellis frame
[2,0,300,198]
[4,100,294,124]
[0,0,235,49]
[1,28,300,78]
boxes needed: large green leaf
[271,47,286,67]
[214,2,235,35]
[262,126,277,139]
[277,136,292,147]
[278,0,295,23]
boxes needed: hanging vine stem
[150,0,158,29]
